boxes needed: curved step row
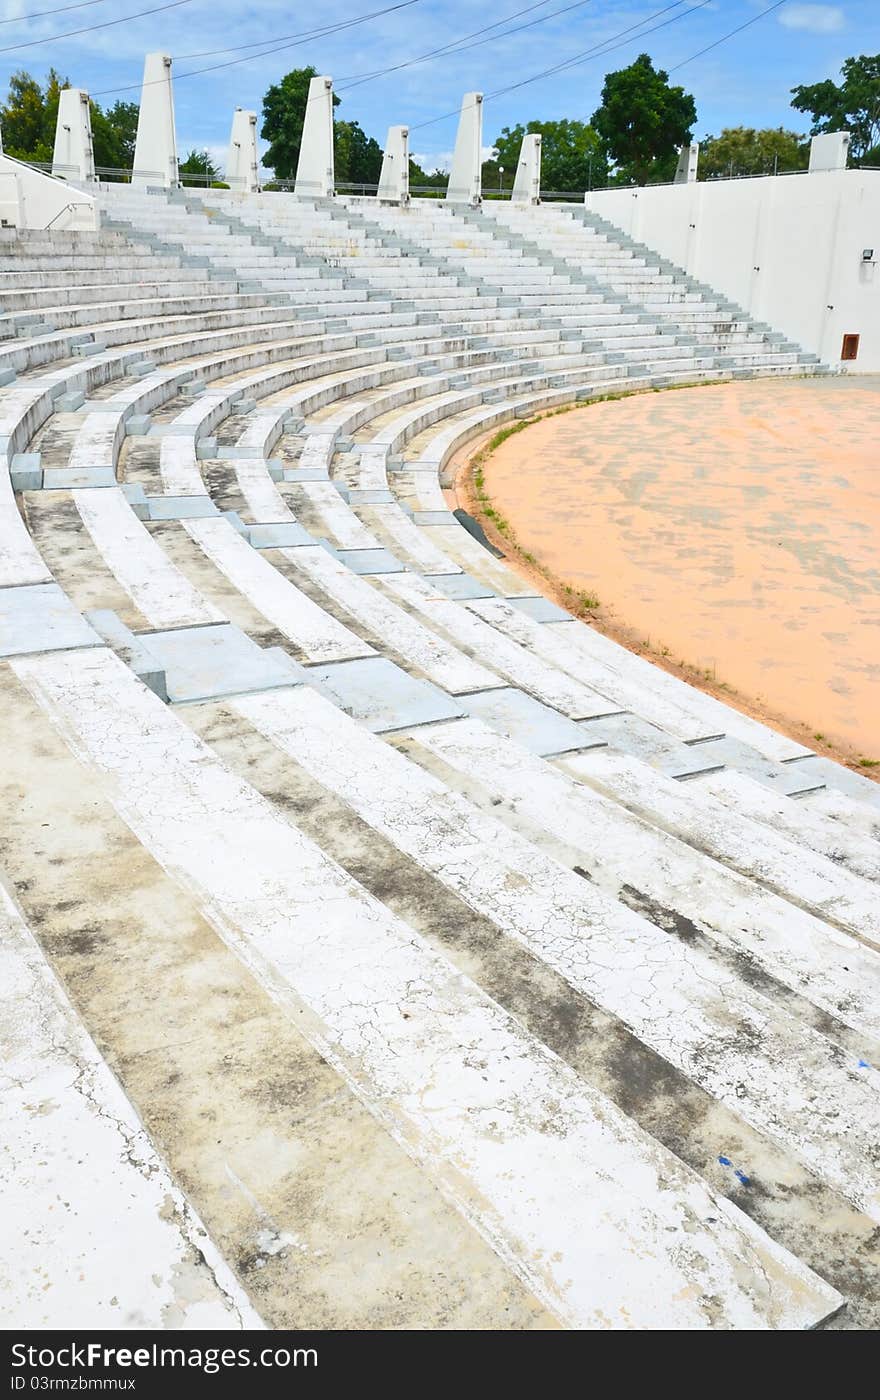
[2,202,878,1330]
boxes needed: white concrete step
[0,881,262,1329]
[11,646,842,1330]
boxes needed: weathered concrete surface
[2,653,847,1329]
[0,881,261,1329]
[4,206,880,1334]
[0,661,556,1330]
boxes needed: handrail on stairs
[43,202,80,230]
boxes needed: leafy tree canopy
[791,53,880,165]
[334,119,383,185]
[592,53,696,185]
[98,100,139,168]
[179,148,222,185]
[1,68,65,164]
[699,127,809,180]
[261,66,339,179]
[0,69,140,172]
[407,154,431,186]
[492,119,608,192]
[261,66,386,184]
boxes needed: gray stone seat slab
[460,687,603,758]
[82,400,137,414]
[41,467,117,490]
[347,489,395,504]
[145,496,220,522]
[334,548,405,576]
[83,608,168,701]
[217,445,265,460]
[305,656,462,733]
[282,467,329,482]
[580,713,724,781]
[248,522,314,549]
[139,622,299,704]
[124,415,153,436]
[427,572,496,601]
[781,755,880,809]
[0,583,103,658]
[506,596,572,624]
[682,735,824,798]
[412,510,458,526]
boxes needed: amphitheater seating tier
[1,186,877,1332]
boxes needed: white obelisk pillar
[673,143,699,184]
[294,75,335,198]
[227,109,260,192]
[511,131,541,204]
[132,52,179,188]
[377,125,409,204]
[52,88,96,182]
[446,92,482,205]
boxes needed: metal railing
[43,201,84,229]
[16,156,880,203]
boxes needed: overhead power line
[90,0,425,97]
[172,0,558,64]
[339,0,594,92]
[0,0,110,24]
[489,0,709,99]
[18,0,788,156]
[408,0,705,129]
[0,0,194,56]
[90,0,595,108]
[668,0,788,72]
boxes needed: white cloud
[778,4,845,34]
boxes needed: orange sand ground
[479,377,880,758]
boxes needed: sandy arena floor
[481,376,880,758]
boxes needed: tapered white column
[132,52,179,188]
[808,131,849,172]
[227,109,259,193]
[446,92,482,205]
[511,131,541,204]
[673,143,699,184]
[52,88,95,182]
[294,75,334,198]
[378,125,409,204]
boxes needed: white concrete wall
[0,154,97,230]
[585,170,880,371]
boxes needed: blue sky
[1,0,878,169]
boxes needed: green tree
[592,53,696,185]
[101,100,139,167]
[791,54,880,165]
[492,119,608,192]
[179,148,221,186]
[0,70,140,171]
[261,66,340,179]
[89,104,123,169]
[334,119,383,185]
[480,157,507,193]
[407,154,429,186]
[699,126,809,179]
[1,68,67,162]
